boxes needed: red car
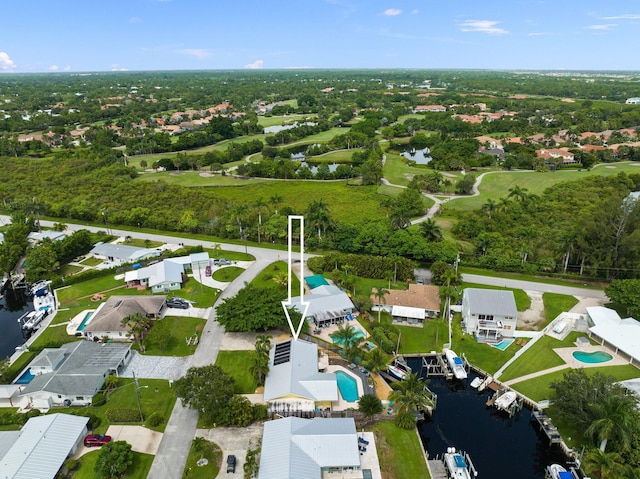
[84,434,112,447]
[205,265,212,277]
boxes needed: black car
[166,298,189,309]
[226,455,236,473]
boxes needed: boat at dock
[470,377,483,389]
[18,309,47,331]
[545,464,574,479]
[388,363,408,380]
[493,390,517,411]
[443,447,478,478]
[444,349,467,380]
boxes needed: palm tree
[253,197,268,244]
[389,206,410,230]
[419,219,443,242]
[254,334,272,359]
[121,313,151,352]
[583,449,626,479]
[305,199,334,241]
[482,199,497,218]
[585,393,639,452]
[498,197,511,213]
[270,193,283,215]
[251,334,272,386]
[363,347,390,375]
[358,394,383,424]
[508,184,529,202]
[389,372,435,429]
[330,323,365,362]
[372,287,389,323]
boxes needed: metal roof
[90,242,160,262]
[587,307,640,363]
[258,417,360,479]
[290,285,354,318]
[463,288,518,317]
[304,274,329,289]
[392,305,426,320]
[21,341,131,397]
[263,340,337,402]
[0,413,88,479]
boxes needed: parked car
[205,265,212,277]
[226,454,236,473]
[166,298,190,309]
[84,434,112,447]
[214,258,232,266]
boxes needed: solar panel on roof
[274,341,292,366]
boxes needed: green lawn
[66,378,177,434]
[56,275,129,305]
[257,114,309,127]
[250,260,301,293]
[73,449,154,479]
[204,247,254,262]
[80,256,103,267]
[383,153,433,187]
[459,266,607,290]
[543,292,579,323]
[136,170,269,187]
[139,316,206,356]
[445,162,640,211]
[308,149,356,163]
[182,438,222,479]
[211,266,244,282]
[215,350,258,394]
[512,364,640,402]
[60,264,84,276]
[498,332,594,382]
[121,238,163,248]
[173,277,221,308]
[29,323,78,350]
[373,421,431,479]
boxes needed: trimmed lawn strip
[139,316,205,356]
[80,256,103,266]
[204,247,254,262]
[498,332,595,382]
[74,449,154,479]
[173,277,220,308]
[459,266,606,290]
[121,238,163,248]
[211,266,244,282]
[462,282,531,311]
[136,170,267,187]
[373,421,431,479]
[543,292,579,323]
[215,350,258,394]
[60,264,83,276]
[66,378,176,434]
[181,438,222,479]
[512,364,640,403]
[250,261,300,293]
[56,275,129,305]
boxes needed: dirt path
[517,290,546,331]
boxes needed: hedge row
[308,252,417,280]
[106,408,141,423]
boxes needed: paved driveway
[120,351,192,380]
[106,425,164,454]
[196,424,263,478]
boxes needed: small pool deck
[66,309,95,335]
[326,364,367,411]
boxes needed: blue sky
[1,0,639,72]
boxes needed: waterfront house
[290,285,355,328]
[371,284,440,326]
[462,288,518,343]
[586,306,640,365]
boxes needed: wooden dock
[531,409,562,444]
[427,459,448,479]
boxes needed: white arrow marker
[282,215,309,341]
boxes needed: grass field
[140,316,206,356]
[445,162,640,211]
[73,449,154,479]
[257,113,309,127]
[136,170,268,187]
[458,266,607,290]
[215,350,258,394]
[211,266,244,282]
[373,421,431,479]
[250,261,301,293]
[543,292,579,323]
[383,153,433,187]
[181,438,222,479]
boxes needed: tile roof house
[371,284,440,326]
[0,413,88,479]
[536,148,578,164]
[258,416,362,479]
[82,295,166,341]
[413,105,447,113]
[263,339,338,416]
[462,289,518,344]
[19,341,131,409]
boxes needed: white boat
[19,309,47,330]
[443,447,478,479]
[445,349,467,380]
[494,390,517,411]
[470,377,483,389]
[546,464,573,479]
[387,364,408,380]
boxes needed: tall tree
[358,394,383,424]
[372,287,389,323]
[586,393,640,452]
[120,313,151,352]
[419,219,443,242]
[305,199,334,241]
[389,372,435,429]
[174,365,235,424]
[95,441,134,479]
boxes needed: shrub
[64,458,79,471]
[106,408,141,423]
[145,412,164,428]
[252,403,269,422]
[92,393,106,406]
[71,411,100,430]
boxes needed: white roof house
[391,305,426,321]
[27,230,67,244]
[124,260,184,293]
[290,285,355,323]
[0,413,88,479]
[587,306,640,364]
[258,416,361,479]
[263,340,337,408]
[90,242,160,263]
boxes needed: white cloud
[411,9,419,14]
[0,52,16,70]
[111,64,129,71]
[383,8,402,16]
[602,14,640,20]
[245,59,264,69]
[459,20,508,35]
[129,17,141,23]
[63,65,71,71]
[587,24,617,30]
[176,49,210,59]
[48,65,59,71]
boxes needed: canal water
[0,289,32,360]
[408,358,569,478]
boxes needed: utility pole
[133,371,144,423]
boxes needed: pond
[263,121,316,134]
[401,147,432,165]
[408,358,570,478]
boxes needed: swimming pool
[15,368,35,384]
[572,351,613,364]
[332,328,365,346]
[491,339,514,351]
[77,311,94,331]
[336,371,359,402]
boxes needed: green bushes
[106,408,141,423]
[145,412,164,428]
[0,409,41,426]
[92,393,106,407]
[372,324,400,354]
[308,252,416,280]
[64,458,79,471]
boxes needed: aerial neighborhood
[1,64,640,479]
